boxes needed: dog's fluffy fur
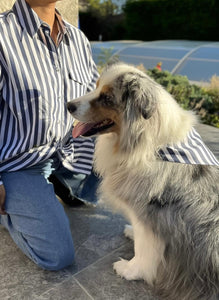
[67,63,219,300]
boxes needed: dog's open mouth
[72,119,115,138]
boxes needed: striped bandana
[158,128,219,166]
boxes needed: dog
[67,63,219,300]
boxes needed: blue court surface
[91,40,219,83]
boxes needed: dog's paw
[113,258,142,280]
[124,224,134,240]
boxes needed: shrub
[147,68,219,128]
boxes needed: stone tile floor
[0,123,218,300]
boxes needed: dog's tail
[154,209,219,300]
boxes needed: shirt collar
[13,0,68,38]
[55,9,67,36]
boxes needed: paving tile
[75,242,159,300]
[196,124,219,159]
[65,205,128,274]
[0,226,73,299]
[37,277,93,300]
[0,205,128,300]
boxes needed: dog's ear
[120,73,156,120]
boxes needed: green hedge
[147,68,219,128]
[123,0,219,41]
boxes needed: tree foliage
[79,0,219,41]
[84,0,118,16]
[79,0,120,40]
[123,0,219,41]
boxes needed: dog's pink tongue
[72,121,94,138]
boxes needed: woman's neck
[26,0,58,43]
[26,1,56,29]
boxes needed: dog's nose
[67,102,77,114]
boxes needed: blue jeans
[0,160,75,270]
[54,165,99,204]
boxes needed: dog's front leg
[113,220,165,285]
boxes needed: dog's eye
[104,95,112,101]
[99,93,113,105]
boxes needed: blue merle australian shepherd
[67,63,219,300]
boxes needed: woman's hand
[0,184,7,215]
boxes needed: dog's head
[67,63,158,139]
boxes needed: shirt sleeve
[0,49,5,90]
[0,58,5,185]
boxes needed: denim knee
[36,239,75,271]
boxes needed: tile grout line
[36,241,129,299]
[72,240,129,278]
[71,242,130,299]
[73,278,95,300]
[35,277,94,300]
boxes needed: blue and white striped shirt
[0,0,99,184]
